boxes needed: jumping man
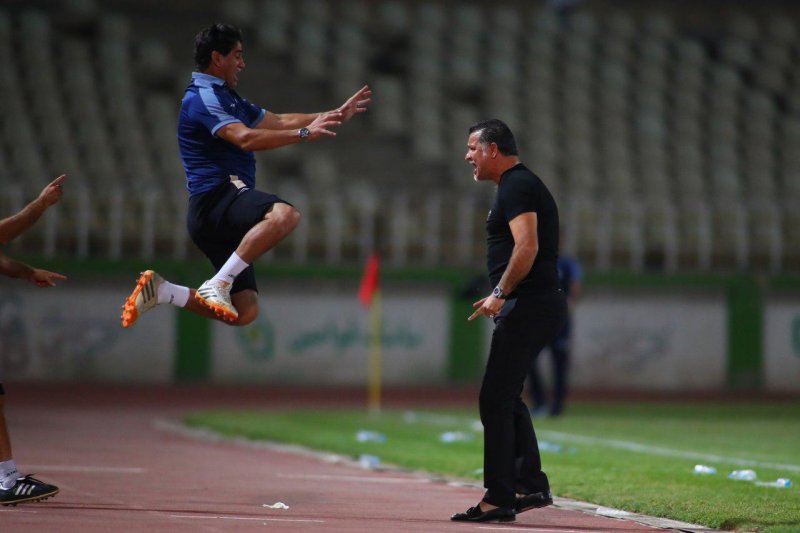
[121,23,371,328]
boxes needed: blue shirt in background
[557,256,582,297]
[178,72,266,196]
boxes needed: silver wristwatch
[492,286,508,299]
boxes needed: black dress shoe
[451,503,515,522]
[515,491,553,513]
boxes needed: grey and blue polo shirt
[178,72,267,196]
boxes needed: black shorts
[187,180,290,294]
[0,383,4,395]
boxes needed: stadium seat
[343,181,380,260]
[766,16,797,44]
[416,1,445,31]
[332,24,368,100]
[295,1,329,79]
[221,0,256,30]
[256,0,292,54]
[727,11,760,42]
[643,197,679,271]
[275,182,310,263]
[371,75,405,134]
[749,197,782,271]
[781,200,800,267]
[678,200,712,269]
[1,1,798,272]
[719,39,755,68]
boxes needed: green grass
[185,401,800,532]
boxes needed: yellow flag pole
[368,290,382,414]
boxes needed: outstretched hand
[29,268,67,288]
[306,110,343,140]
[337,85,372,122]
[38,174,66,208]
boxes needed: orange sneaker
[121,270,163,328]
[195,279,238,321]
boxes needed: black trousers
[480,289,567,508]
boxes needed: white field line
[24,465,145,474]
[405,411,800,474]
[538,429,800,473]
[402,411,470,426]
[477,528,595,533]
[277,473,431,484]
[171,515,324,523]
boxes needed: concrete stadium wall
[763,293,800,392]
[0,258,797,392]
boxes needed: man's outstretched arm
[0,253,66,287]
[216,110,343,151]
[216,85,371,152]
[0,174,67,287]
[0,175,66,245]
[256,85,373,131]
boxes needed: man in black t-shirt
[452,119,567,523]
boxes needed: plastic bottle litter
[439,431,473,443]
[539,441,563,453]
[537,441,577,453]
[755,478,792,488]
[693,464,717,475]
[263,502,289,509]
[355,430,386,443]
[596,507,631,518]
[403,411,418,423]
[727,469,757,481]
[358,454,381,469]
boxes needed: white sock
[157,281,190,307]
[211,252,249,285]
[0,459,19,489]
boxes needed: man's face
[215,41,245,88]
[465,131,492,182]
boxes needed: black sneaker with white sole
[0,475,59,506]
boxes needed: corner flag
[359,252,382,413]
[358,252,380,307]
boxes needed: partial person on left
[0,174,66,506]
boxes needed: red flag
[358,253,380,307]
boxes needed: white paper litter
[263,502,290,509]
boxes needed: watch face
[493,287,501,298]
[299,128,310,138]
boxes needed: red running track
[0,384,701,532]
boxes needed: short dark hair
[468,119,518,156]
[194,23,243,71]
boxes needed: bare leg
[179,204,297,325]
[0,397,11,461]
[235,203,300,263]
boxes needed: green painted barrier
[726,276,763,389]
[175,311,211,380]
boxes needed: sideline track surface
[2,384,713,532]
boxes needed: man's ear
[490,142,498,158]
[210,50,221,66]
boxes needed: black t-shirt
[486,163,560,296]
